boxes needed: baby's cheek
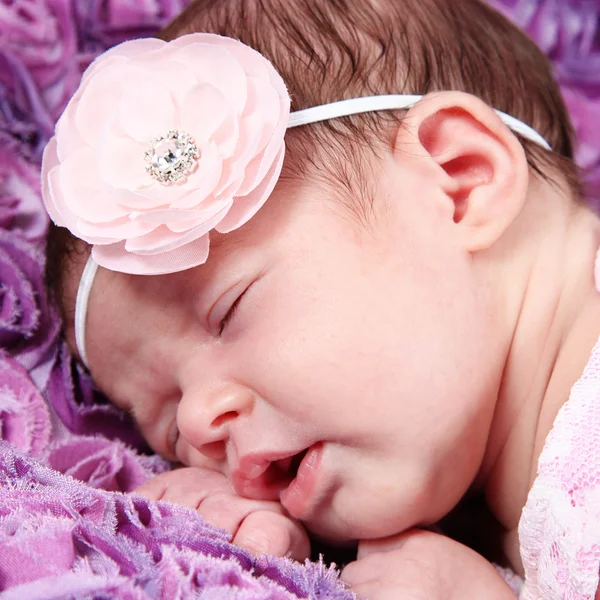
[132,404,179,462]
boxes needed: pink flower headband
[40,33,551,367]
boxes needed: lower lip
[280,443,323,519]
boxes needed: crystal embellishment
[144,130,199,185]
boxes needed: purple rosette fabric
[0,148,48,243]
[45,339,153,449]
[0,0,76,162]
[44,434,169,492]
[73,0,190,49]
[0,355,51,456]
[491,0,600,200]
[0,229,59,382]
[0,444,355,599]
[0,0,190,162]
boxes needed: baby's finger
[341,556,383,587]
[196,493,277,534]
[343,580,395,600]
[135,468,232,508]
[341,562,395,600]
[233,510,310,561]
[135,476,167,501]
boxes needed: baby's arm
[136,467,310,560]
[341,530,516,599]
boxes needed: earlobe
[395,91,530,252]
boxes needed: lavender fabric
[0,442,350,599]
[0,0,598,597]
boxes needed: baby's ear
[396,91,530,252]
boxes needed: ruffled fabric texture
[0,442,352,600]
[0,0,598,597]
[490,0,600,204]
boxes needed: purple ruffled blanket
[0,441,348,599]
[0,0,598,597]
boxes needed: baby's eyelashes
[208,279,251,337]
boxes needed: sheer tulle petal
[93,235,210,275]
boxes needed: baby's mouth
[275,450,308,477]
[233,448,309,501]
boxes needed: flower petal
[82,38,165,84]
[212,111,240,159]
[180,83,230,145]
[100,37,165,60]
[74,65,129,148]
[98,132,149,191]
[80,55,128,87]
[118,78,178,143]
[166,143,224,208]
[244,76,281,131]
[147,60,194,103]
[213,113,264,197]
[60,149,128,223]
[55,110,87,162]
[237,102,289,197]
[126,201,232,255]
[76,216,156,243]
[173,43,248,115]
[131,196,230,227]
[92,234,210,275]
[172,34,271,81]
[40,138,62,223]
[46,164,80,233]
[216,144,285,233]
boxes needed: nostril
[210,410,238,429]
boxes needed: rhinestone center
[144,130,199,185]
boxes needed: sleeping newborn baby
[43,0,600,598]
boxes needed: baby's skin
[61,92,600,598]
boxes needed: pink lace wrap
[518,251,600,599]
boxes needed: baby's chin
[302,506,420,545]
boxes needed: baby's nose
[176,383,254,460]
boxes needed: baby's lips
[232,453,297,501]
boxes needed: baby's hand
[341,530,516,600]
[135,467,310,560]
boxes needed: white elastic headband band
[288,95,552,150]
[74,254,98,368]
[74,94,552,367]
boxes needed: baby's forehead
[62,167,345,340]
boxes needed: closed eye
[218,285,250,336]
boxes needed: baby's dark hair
[161,0,580,193]
[46,0,581,311]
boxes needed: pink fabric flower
[41,33,290,274]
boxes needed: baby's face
[68,155,502,543]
